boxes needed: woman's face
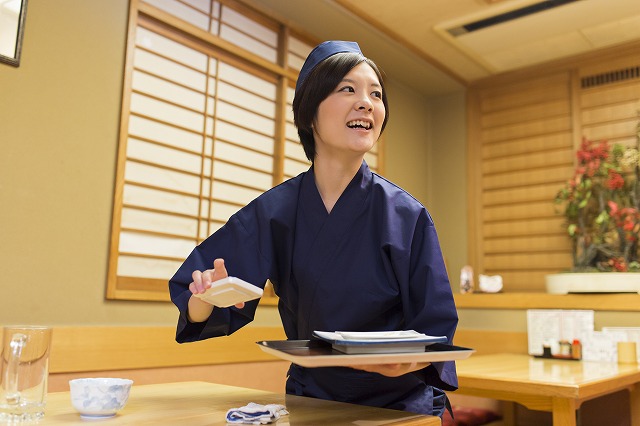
[312,62,385,162]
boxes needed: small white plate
[334,330,428,340]
[314,330,446,344]
[193,277,263,307]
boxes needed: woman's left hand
[350,362,430,377]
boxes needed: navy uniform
[169,161,458,415]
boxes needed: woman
[169,40,458,417]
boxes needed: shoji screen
[108,0,295,301]
[107,0,382,301]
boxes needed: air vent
[434,0,640,74]
[581,66,640,88]
[447,0,579,36]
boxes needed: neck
[313,157,362,213]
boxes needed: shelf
[454,292,640,312]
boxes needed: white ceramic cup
[69,378,133,419]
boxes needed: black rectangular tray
[256,339,474,367]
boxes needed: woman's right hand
[187,258,244,322]
[189,258,229,295]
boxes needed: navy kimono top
[169,161,458,415]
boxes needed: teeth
[347,120,372,130]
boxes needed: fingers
[189,270,208,294]
[212,258,228,282]
[189,258,230,296]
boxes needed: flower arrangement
[554,137,640,272]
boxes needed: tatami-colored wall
[0,0,466,327]
[1,0,178,326]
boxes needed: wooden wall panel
[481,116,571,143]
[584,120,639,142]
[472,72,573,289]
[49,361,291,393]
[478,74,570,112]
[482,165,573,189]
[482,133,571,158]
[581,80,640,145]
[483,235,570,253]
[483,217,566,238]
[481,99,570,128]
[483,201,558,222]
[581,100,640,125]
[468,43,640,292]
[482,183,564,205]
[483,252,572,270]
[580,83,640,108]
[482,148,572,174]
[46,326,286,374]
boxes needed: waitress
[169,40,458,418]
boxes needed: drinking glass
[0,326,52,422]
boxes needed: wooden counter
[40,381,440,425]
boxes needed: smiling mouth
[347,120,373,130]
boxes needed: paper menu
[527,309,594,356]
[581,330,626,362]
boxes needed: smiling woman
[168,39,458,419]
[0,0,27,66]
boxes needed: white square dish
[193,276,263,307]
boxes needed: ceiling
[243,0,640,97]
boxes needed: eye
[338,85,354,93]
[371,90,382,99]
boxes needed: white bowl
[69,378,133,418]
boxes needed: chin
[354,141,376,153]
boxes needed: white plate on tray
[312,330,448,354]
[256,340,474,367]
[313,330,447,344]
[333,331,429,340]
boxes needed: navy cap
[295,40,363,92]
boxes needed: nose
[355,95,373,112]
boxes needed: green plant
[555,136,640,272]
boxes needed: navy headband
[295,40,363,93]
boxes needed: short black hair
[292,52,389,162]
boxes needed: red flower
[608,257,628,272]
[556,136,640,272]
[606,169,624,190]
[577,138,609,165]
[592,141,609,160]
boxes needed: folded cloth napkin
[226,402,289,424]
